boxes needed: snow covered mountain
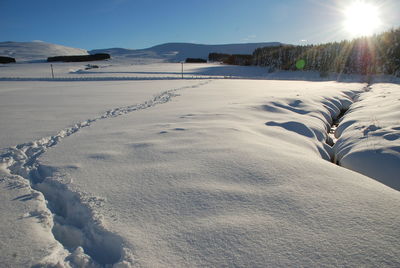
[90,42,281,62]
[0,41,280,63]
[0,41,88,62]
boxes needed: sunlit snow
[0,46,399,267]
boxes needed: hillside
[90,42,281,62]
[0,41,88,62]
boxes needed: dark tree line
[224,54,253,66]
[209,53,231,62]
[185,58,207,63]
[0,56,16,64]
[253,28,400,76]
[208,53,253,66]
[47,53,110,62]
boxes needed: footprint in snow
[383,133,400,141]
[131,142,152,149]
[363,124,381,136]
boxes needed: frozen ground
[0,62,399,267]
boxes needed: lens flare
[296,59,306,70]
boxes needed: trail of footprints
[0,80,210,267]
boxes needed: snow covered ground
[0,62,399,267]
[3,60,395,83]
[0,80,201,149]
[1,61,225,79]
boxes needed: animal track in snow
[0,80,211,267]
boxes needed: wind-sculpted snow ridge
[333,84,400,191]
[265,83,400,191]
[264,87,363,161]
[262,85,386,176]
[325,86,367,149]
[0,80,211,267]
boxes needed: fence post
[50,64,54,79]
[181,61,184,79]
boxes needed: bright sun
[344,1,382,36]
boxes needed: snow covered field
[0,61,327,80]
[0,62,399,267]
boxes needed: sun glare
[344,1,381,36]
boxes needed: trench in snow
[325,85,371,164]
[326,108,350,162]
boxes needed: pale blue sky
[1,0,399,50]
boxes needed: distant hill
[0,41,88,62]
[90,42,281,62]
[0,41,281,63]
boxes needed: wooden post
[181,61,184,79]
[50,64,54,79]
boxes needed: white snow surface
[1,60,389,83]
[334,83,400,190]
[0,62,399,267]
[0,41,88,62]
[0,80,201,149]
